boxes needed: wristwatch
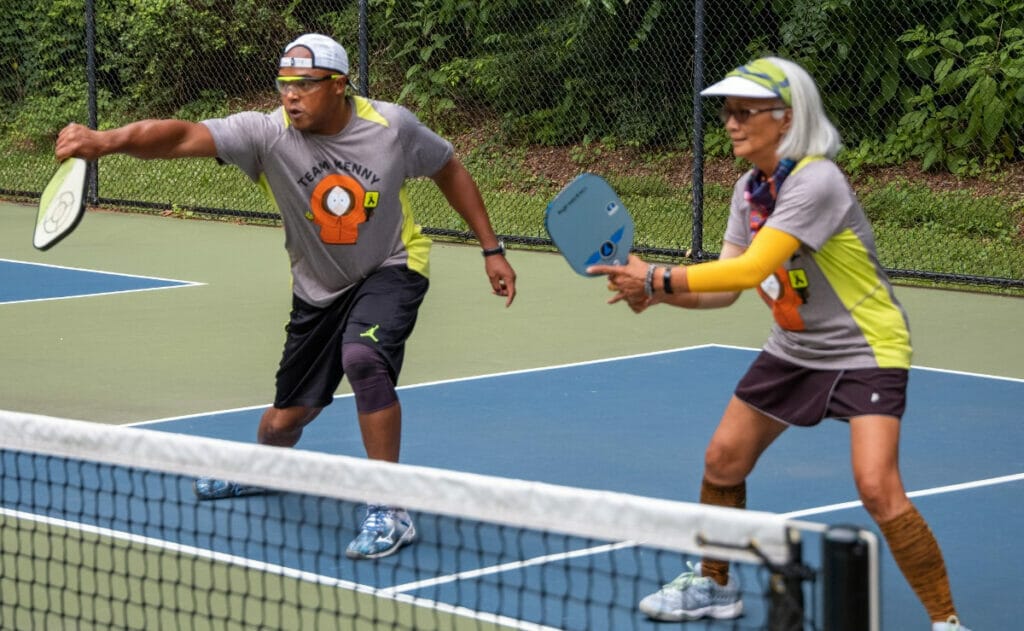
[481,240,506,257]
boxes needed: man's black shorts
[273,265,429,409]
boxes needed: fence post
[690,0,706,260]
[85,0,98,203]
[358,0,369,97]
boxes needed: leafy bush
[891,0,1024,174]
[104,0,302,114]
[745,0,918,146]
[2,0,1022,180]
[369,0,693,146]
[0,0,87,141]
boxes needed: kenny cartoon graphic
[308,173,378,244]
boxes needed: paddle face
[544,173,634,276]
[34,158,88,250]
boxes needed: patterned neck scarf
[745,157,796,236]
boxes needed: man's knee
[258,405,319,446]
[342,343,397,413]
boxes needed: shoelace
[362,506,392,533]
[663,562,712,590]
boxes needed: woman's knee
[854,471,909,520]
[704,440,754,484]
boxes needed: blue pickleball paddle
[544,173,634,276]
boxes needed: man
[56,33,517,560]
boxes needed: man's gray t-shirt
[724,158,912,370]
[204,96,453,307]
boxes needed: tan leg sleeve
[699,477,746,586]
[878,504,956,622]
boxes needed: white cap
[699,76,779,99]
[281,33,349,74]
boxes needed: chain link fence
[2,0,1021,291]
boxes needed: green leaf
[1004,64,1024,79]
[905,55,933,79]
[975,75,998,103]
[980,96,1006,149]
[934,57,955,82]
[906,44,937,61]
[869,72,899,114]
[965,35,993,48]
[937,67,972,94]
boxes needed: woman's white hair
[769,57,842,160]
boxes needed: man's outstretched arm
[56,120,217,162]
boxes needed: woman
[587,58,969,630]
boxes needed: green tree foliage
[104,0,303,113]
[2,0,1021,174]
[0,1,88,147]
[893,0,1024,173]
[742,0,917,145]
[370,0,692,146]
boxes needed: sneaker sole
[640,600,744,622]
[345,524,418,560]
[192,482,265,500]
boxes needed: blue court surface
[0,258,200,304]
[110,345,1021,630]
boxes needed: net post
[767,527,808,631]
[823,524,872,631]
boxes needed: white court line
[117,342,1024,548]
[395,471,1024,599]
[0,257,204,305]
[1,285,204,306]
[130,342,1023,426]
[130,344,728,425]
[904,363,1024,384]
[384,540,637,595]
[0,505,561,631]
[782,471,1024,519]
[0,257,203,283]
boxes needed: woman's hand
[588,254,656,313]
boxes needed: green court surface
[1,200,1021,424]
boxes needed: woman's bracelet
[644,264,656,297]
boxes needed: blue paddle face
[544,173,634,276]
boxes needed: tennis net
[1,410,878,630]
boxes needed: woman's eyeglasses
[718,106,788,124]
[275,75,342,95]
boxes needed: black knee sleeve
[342,343,397,413]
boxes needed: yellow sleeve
[687,227,801,292]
